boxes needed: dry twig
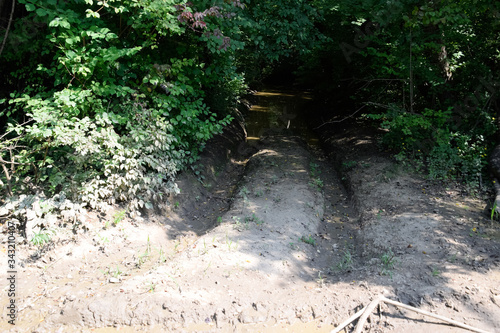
[331,295,491,333]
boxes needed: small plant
[245,213,264,225]
[491,201,499,221]
[336,249,354,272]
[309,177,324,190]
[232,215,241,227]
[173,240,181,253]
[174,201,180,209]
[431,267,440,277]
[158,247,167,263]
[469,227,479,237]
[270,175,279,184]
[269,161,278,167]
[112,265,122,278]
[225,233,236,251]
[114,209,127,224]
[380,249,397,278]
[200,238,209,255]
[217,216,223,224]
[239,186,249,199]
[100,265,122,278]
[300,235,316,246]
[447,253,458,263]
[137,236,152,268]
[203,261,212,275]
[97,234,109,244]
[310,162,320,177]
[232,215,249,230]
[342,161,357,171]
[316,271,325,287]
[191,164,205,184]
[108,209,126,228]
[254,189,264,197]
[31,228,54,247]
[146,281,156,293]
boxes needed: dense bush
[0,0,246,215]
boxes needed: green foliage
[368,106,493,181]
[301,0,499,184]
[309,177,324,190]
[335,249,353,272]
[1,0,246,218]
[236,0,325,84]
[31,228,54,247]
[112,209,126,226]
[491,202,499,221]
[245,213,264,225]
[299,235,316,246]
[380,249,397,278]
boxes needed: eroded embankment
[313,114,500,333]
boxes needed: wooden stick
[381,296,491,333]
[331,295,491,333]
[354,295,383,333]
[330,305,367,333]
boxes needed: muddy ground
[1,88,500,333]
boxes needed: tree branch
[332,295,491,333]
[314,105,366,129]
[0,0,15,57]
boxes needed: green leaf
[36,8,47,16]
[25,3,36,11]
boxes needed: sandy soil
[1,92,500,333]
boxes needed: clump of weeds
[380,248,397,278]
[309,162,323,191]
[309,178,324,191]
[105,209,126,228]
[136,236,152,268]
[335,249,354,272]
[299,235,316,246]
[245,213,264,225]
[31,228,55,247]
[232,216,249,230]
[310,162,320,177]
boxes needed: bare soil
[1,90,500,333]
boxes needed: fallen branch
[330,305,366,333]
[314,105,366,129]
[354,295,383,333]
[331,295,491,333]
